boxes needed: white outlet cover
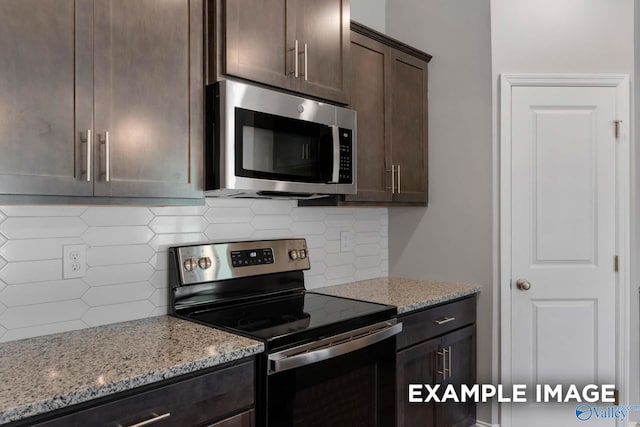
[340,231,354,252]
[63,244,87,279]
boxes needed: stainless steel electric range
[169,238,401,427]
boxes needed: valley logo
[575,403,640,421]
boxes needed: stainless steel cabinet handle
[397,164,401,194]
[434,316,456,325]
[304,43,308,81]
[387,165,395,193]
[100,131,111,182]
[437,348,448,380]
[448,345,452,378]
[119,412,170,427]
[84,129,92,182]
[293,40,299,78]
[516,278,531,291]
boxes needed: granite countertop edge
[396,285,481,314]
[0,341,264,425]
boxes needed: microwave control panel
[338,128,353,184]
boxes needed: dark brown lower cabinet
[397,336,440,426]
[21,359,255,427]
[396,297,477,427]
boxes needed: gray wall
[385,0,495,423]
[351,0,386,32]
[492,0,636,421]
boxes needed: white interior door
[507,84,620,426]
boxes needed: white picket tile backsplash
[0,200,388,342]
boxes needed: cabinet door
[0,0,93,196]
[438,325,476,427]
[293,0,350,103]
[396,337,440,427]
[223,0,293,90]
[390,50,428,204]
[344,31,391,203]
[93,0,202,199]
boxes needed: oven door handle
[267,321,402,375]
[329,125,340,183]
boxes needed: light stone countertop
[0,316,264,425]
[316,277,481,314]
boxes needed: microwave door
[236,107,334,183]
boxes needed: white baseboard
[474,421,500,427]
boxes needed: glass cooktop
[185,291,396,350]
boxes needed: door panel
[533,109,596,263]
[294,0,349,103]
[390,52,428,204]
[510,86,617,426]
[344,32,391,203]
[224,0,292,90]
[0,0,93,196]
[531,300,597,384]
[93,0,202,198]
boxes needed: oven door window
[235,108,334,183]
[266,339,396,427]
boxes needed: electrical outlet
[63,244,87,279]
[340,231,354,252]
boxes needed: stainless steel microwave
[205,80,356,199]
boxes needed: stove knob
[289,250,299,260]
[183,258,196,272]
[299,249,307,259]
[198,257,212,269]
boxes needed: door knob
[516,278,531,291]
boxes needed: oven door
[263,320,401,427]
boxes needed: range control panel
[231,248,274,267]
[174,238,310,286]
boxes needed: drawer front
[397,297,476,350]
[208,409,254,427]
[35,360,255,427]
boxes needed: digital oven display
[230,248,274,267]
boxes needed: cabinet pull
[448,345,452,378]
[303,42,308,81]
[434,316,455,325]
[289,40,299,78]
[397,164,401,194]
[83,129,92,182]
[437,348,448,380]
[119,412,171,427]
[386,165,395,193]
[100,131,111,182]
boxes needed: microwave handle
[330,125,340,183]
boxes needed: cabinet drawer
[208,409,254,427]
[35,360,255,427]
[397,297,476,350]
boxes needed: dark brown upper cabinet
[301,22,431,207]
[209,0,350,104]
[0,0,203,201]
[387,48,429,204]
[347,23,430,205]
